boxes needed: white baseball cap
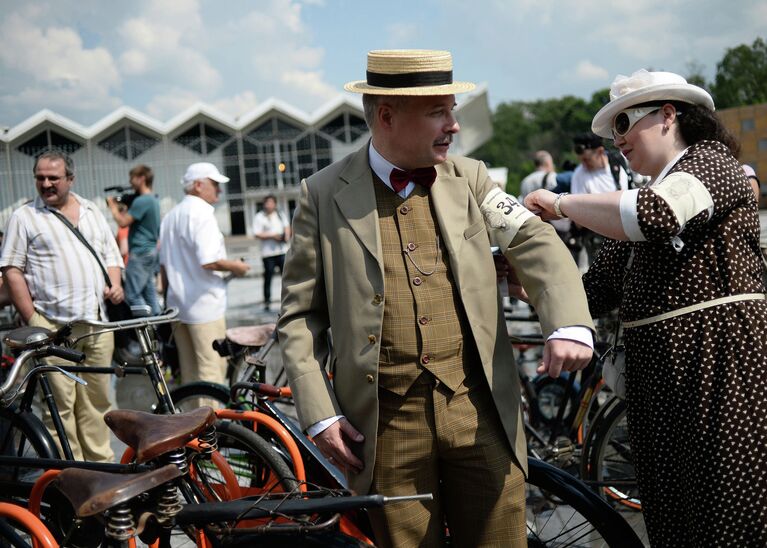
[181,162,230,185]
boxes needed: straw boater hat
[344,49,475,96]
[591,69,715,138]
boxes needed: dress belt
[622,293,766,329]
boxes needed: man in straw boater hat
[278,49,594,546]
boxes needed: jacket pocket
[463,220,486,240]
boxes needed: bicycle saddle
[224,323,275,347]
[3,326,54,349]
[104,407,216,463]
[52,464,181,518]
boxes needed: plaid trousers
[368,371,526,547]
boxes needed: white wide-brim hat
[344,49,476,96]
[592,69,715,138]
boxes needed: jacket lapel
[334,145,383,270]
[431,161,469,278]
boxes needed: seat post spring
[105,504,135,541]
[197,424,218,459]
[156,482,183,526]
[164,446,189,475]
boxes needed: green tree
[473,92,604,195]
[710,37,767,108]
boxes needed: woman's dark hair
[676,104,740,157]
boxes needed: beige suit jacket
[278,144,593,495]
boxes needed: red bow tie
[389,167,437,193]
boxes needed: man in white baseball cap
[160,162,250,400]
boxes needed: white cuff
[306,415,344,438]
[619,189,645,241]
[547,326,594,349]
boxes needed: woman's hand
[524,189,560,221]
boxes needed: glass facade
[0,103,372,236]
[0,89,491,235]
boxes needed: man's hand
[538,338,593,378]
[230,260,251,278]
[312,418,365,473]
[104,284,124,304]
[524,189,559,221]
[106,196,117,209]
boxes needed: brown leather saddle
[52,464,181,518]
[104,407,216,463]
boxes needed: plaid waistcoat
[373,177,475,395]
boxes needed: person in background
[518,150,557,200]
[279,49,594,547]
[569,133,630,266]
[525,69,767,546]
[159,162,250,399]
[743,164,760,203]
[0,150,123,462]
[107,164,161,315]
[745,165,767,285]
[252,194,290,311]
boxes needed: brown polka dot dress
[583,140,767,547]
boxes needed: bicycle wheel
[531,374,579,428]
[169,381,231,412]
[189,420,300,501]
[582,397,642,511]
[526,458,644,547]
[0,407,58,501]
[0,503,58,548]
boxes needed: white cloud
[211,91,260,120]
[280,71,337,103]
[117,0,221,92]
[572,60,610,81]
[386,22,418,45]
[145,89,200,121]
[0,9,121,114]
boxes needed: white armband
[619,189,645,241]
[480,187,535,249]
[651,172,714,229]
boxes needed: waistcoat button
[413,276,422,286]
[366,374,374,384]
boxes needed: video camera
[104,186,137,209]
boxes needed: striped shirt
[0,193,123,322]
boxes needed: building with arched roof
[0,85,492,235]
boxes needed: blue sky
[0,0,764,128]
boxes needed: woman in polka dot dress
[526,70,767,546]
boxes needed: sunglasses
[612,106,661,138]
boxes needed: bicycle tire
[526,457,643,547]
[169,381,231,412]
[582,397,642,511]
[531,374,580,428]
[190,420,300,499]
[0,407,59,501]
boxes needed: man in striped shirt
[0,150,124,462]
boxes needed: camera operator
[252,194,290,311]
[107,164,161,315]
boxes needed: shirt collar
[369,142,396,188]
[34,191,89,211]
[183,193,215,212]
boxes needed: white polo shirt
[159,195,227,324]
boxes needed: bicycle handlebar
[48,346,86,363]
[68,308,179,346]
[0,344,87,403]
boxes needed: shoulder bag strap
[47,208,113,288]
